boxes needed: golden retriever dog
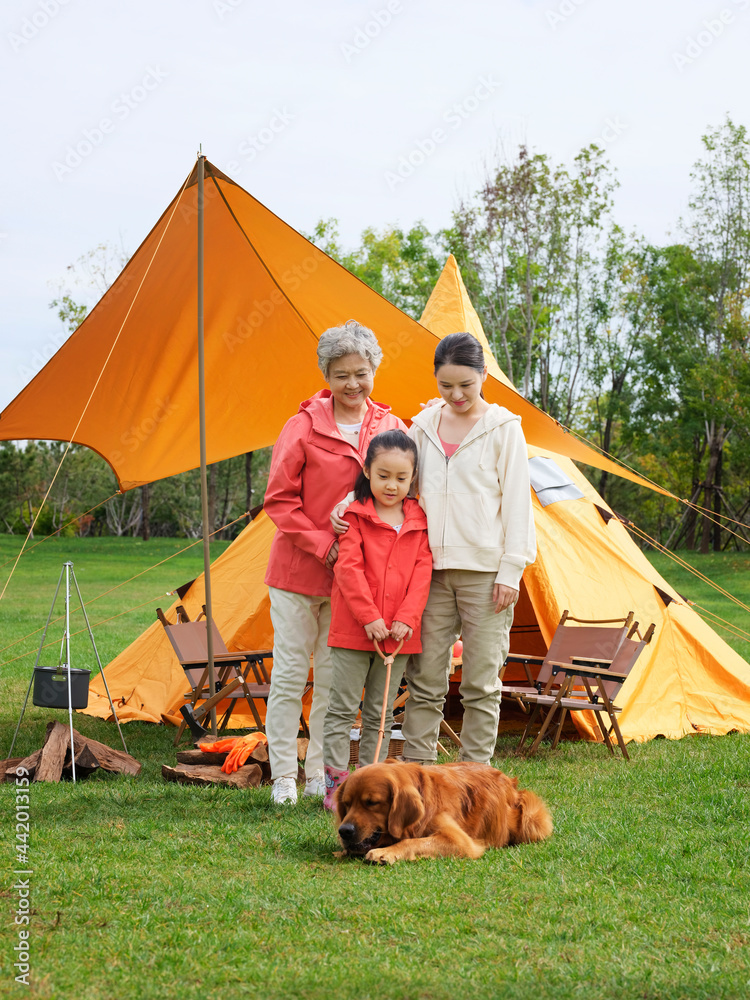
[334,760,553,864]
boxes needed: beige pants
[402,569,513,764]
[266,588,333,780]
[323,648,406,771]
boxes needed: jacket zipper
[421,416,492,555]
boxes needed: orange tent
[86,511,280,727]
[0,159,666,496]
[84,253,750,744]
[421,259,750,742]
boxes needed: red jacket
[328,497,433,654]
[264,391,406,596]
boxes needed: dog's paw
[364,847,396,866]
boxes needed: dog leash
[371,637,405,765]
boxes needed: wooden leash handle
[373,637,405,667]
[372,637,405,765]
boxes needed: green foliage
[449,143,617,421]
[0,440,271,540]
[308,218,444,318]
[612,117,750,548]
[48,294,88,335]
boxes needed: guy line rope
[0,509,254,664]
[0,168,193,605]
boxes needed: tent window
[528,457,584,508]
[595,505,634,527]
[654,585,679,607]
[595,505,615,524]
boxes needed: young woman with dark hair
[400,331,536,764]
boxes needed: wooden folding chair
[517,621,656,759]
[157,605,278,745]
[501,610,636,710]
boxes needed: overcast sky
[1,0,748,412]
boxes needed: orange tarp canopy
[0,160,666,497]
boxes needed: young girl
[322,430,433,809]
[401,332,536,765]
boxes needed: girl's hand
[390,621,413,642]
[364,618,390,642]
[330,503,349,535]
[325,539,340,569]
[419,397,443,409]
[493,584,518,613]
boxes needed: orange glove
[197,732,268,772]
[222,732,268,774]
[197,737,239,754]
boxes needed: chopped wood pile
[4,720,141,783]
[161,737,309,788]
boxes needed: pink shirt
[439,436,460,458]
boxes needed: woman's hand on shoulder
[330,502,349,535]
[364,618,390,642]
[492,584,519,613]
[419,397,443,410]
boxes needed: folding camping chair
[516,620,656,759]
[157,605,284,745]
[501,610,636,709]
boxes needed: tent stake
[197,153,217,736]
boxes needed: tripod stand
[8,561,127,782]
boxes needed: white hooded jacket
[408,401,536,590]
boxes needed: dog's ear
[387,778,425,839]
[333,783,347,823]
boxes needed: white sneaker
[303,769,325,798]
[272,776,298,805]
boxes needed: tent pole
[64,562,77,782]
[197,153,217,736]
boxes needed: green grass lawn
[1,538,749,1000]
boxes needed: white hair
[316,319,383,379]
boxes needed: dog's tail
[513,789,554,844]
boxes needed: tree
[0,442,39,534]
[308,220,444,319]
[449,143,616,422]
[642,118,750,551]
[585,227,655,501]
[680,118,750,551]
[0,441,115,536]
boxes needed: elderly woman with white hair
[263,319,406,805]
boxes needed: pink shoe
[323,765,349,812]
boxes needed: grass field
[1,537,749,1000]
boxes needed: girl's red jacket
[328,497,434,655]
